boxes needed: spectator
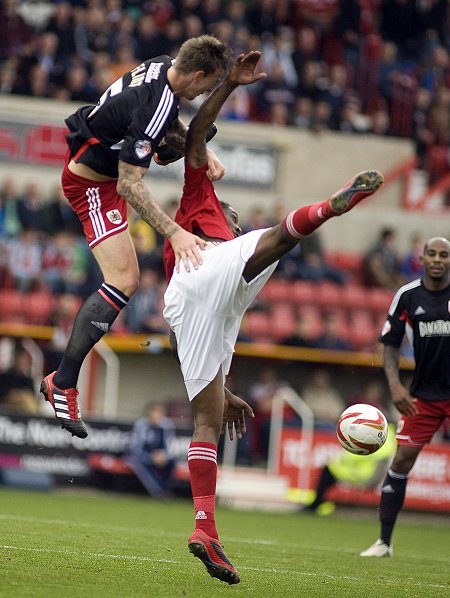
[346,379,388,414]
[363,227,406,290]
[0,0,34,62]
[0,177,21,237]
[7,229,42,292]
[0,347,38,414]
[301,423,397,515]
[125,268,166,334]
[277,232,347,284]
[45,293,80,373]
[315,312,353,352]
[124,402,176,498]
[301,368,346,428]
[16,182,46,232]
[42,231,88,295]
[248,365,290,462]
[400,232,425,281]
[281,313,317,348]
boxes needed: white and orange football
[336,403,388,455]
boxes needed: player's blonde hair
[175,35,233,77]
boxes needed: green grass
[0,488,448,598]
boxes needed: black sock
[308,465,336,510]
[379,468,408,546]
[54,284,129,389]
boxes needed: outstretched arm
[117,161,205,272]
[186,51,266,168]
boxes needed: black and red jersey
[65,55,179,178]
[379,278,450,401]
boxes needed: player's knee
[107,272,139,297]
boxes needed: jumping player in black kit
[40,35,233,438]
[361,236,450,557]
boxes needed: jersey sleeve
[378,293,407,347]
[118,89,178,170]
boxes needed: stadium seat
[325,251,364,283]
[341,283,369,310]
[259,278,289,304]
[24,291,56,325]
[270,303,296,340]
[366,287,392,315]
[315,281,343,310]
[0,290,27,323]
[290,280,316,306]
[245,311,272,342]
[348,310,378,351]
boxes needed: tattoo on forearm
[384,346,401,385]
[118,162,180,237]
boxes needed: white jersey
[163,229,277,400]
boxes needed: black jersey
[379,278,450,401]
[64,56,179,178]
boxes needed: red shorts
[396,398,450,446]
[61,160,128,249]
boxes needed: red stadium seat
[348,310,378,351]
[259,279,289,304]
[290,281,316,306]
[0,290,27,323]
[270,303,296,341]
[24,291,56,325]
[341,284,369,310]
[315,281,343,310]
[245,311,271,342]
[366,287,392,315]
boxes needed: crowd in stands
[0,0,449,181]
[0,0,447,350]
[0,171,428,354]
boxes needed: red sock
[283,201,334,239]
[188,442,219,540]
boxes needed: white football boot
[360,539,393,557]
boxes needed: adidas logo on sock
[195,510,207,520]
[317,206,324,219]
[382,484,395,494]
[91,321,109,332]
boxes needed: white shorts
[163,229,277,400]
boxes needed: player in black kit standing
[40,35,233,438]
[361,236,450,557]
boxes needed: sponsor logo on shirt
[418,320,450,337]
[134,139,152,160]
[106,209,123,224]
[145,62,163,82]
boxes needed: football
[336,403,388,455]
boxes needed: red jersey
[163,161,234,281]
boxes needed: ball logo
[134,139,152,160]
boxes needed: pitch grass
[0,488,448,598]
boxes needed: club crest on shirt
[106,209,122,224]
[134,139,152,160]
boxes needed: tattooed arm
[117,160,205,271]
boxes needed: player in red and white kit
[40,36,233,438]
[161,50,384,584]
[361,236,450,557]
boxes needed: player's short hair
[175,35,233,77]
